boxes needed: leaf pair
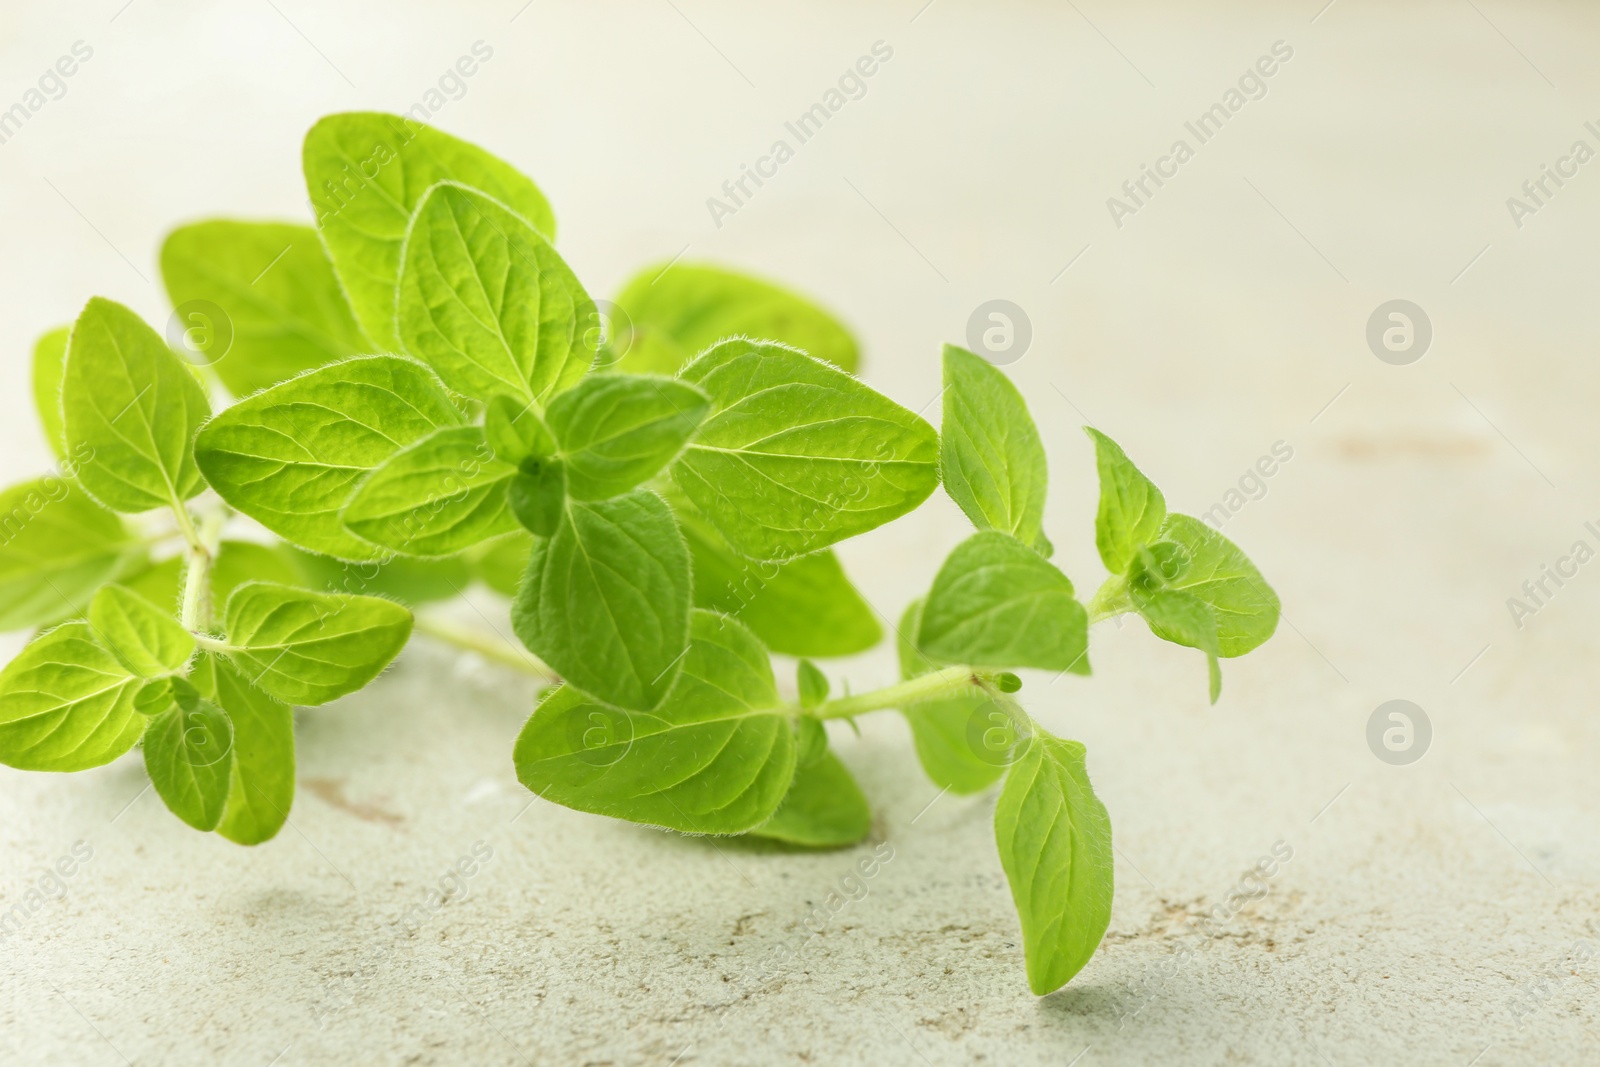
[346,373,711,558]
[1086,429,1279,702]
[894,607,1113,994]
[0,578,407,842]
[512,338,939,712]
[916,346,1088,676]
[136,654,296,844]
[159,111,559,398]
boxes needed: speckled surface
[3,1,1599,1063]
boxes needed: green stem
[413,614,559,683]
[809,665,1005,720]
[177,505,227,631]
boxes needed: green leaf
[194,654,295,845]
[0,478,138,632]
[31,326,70,458]
[613,261,859,374]
[513,610,794,834]
[159,220,371,396]
[62,297,212,514]
[749,750,870,847]
[994,730,1114,995]
[919,532,1088,674]
[796,659,829,708]
[467,531,533,597]
[0,622,145,771]
[287,548,472,606]
[220,581,413,706]
[794,715,827,766]
[119,556,183,616]
[142,691,234,831]
[672,339,939,560]
[194,355,464,560]
[212,541,307,606]
[1130,582,1223,703]
[677,503,881,658]
[1155,514,1280,657]
[397,181,591,404]
[87,584,194,678]
[941,345,1048,549]
[484,394,556,466]
[546,375,710,501]
[511,489,690,711]
[895,598,1003,795]
[507,458,566,537]
[1085,427,1167,576]
[134,676,181,717]
[304,112,556,351]
[341,425,517,556]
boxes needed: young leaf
[611,260,859,375]
[194,355,464,560]
[672,339,939,560]
[545,375,710,500]
[341,425,517,556]
[142,692,234,831]
[1085,427,1167,576]
[677,504,881,658]
[160,220,371,395]
[513,610,795,834]
[485,394,556,466]
[62,297,211,514]
[193,654,295,845]
[1155,514,1280,657]
[87,584,195,678]
[749,750,871,847]
[220,581,413,706]
[0,478,138,632]
[796,659,829,708]
[398,182,591,404]
[31,326,70,458]
[895,598,1003,795]
[507,459,566,538]
[133,676,181,717]
[941,345,1048,549]
[0,622,145,771]
[919,532,1089,674]
[994,730,1114,995]
[511,490,690,711]
[304,112,555,350]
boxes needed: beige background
[3,1,1599,1063]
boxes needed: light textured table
[3,1,1598,1063]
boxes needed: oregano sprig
[0,110,1279,996]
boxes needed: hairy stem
[808,665,1006,720]
[178,505,228,631]
[413,614,559,683]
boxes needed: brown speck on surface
[302,777,405,826]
